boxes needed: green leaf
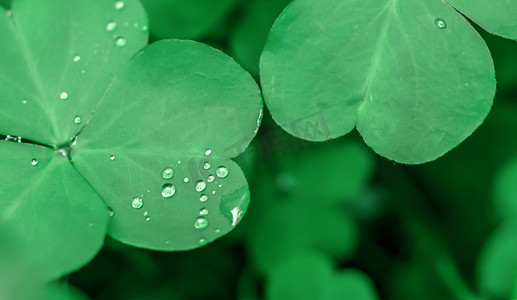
[0,0,148,145]
[260,0,495,164]
[73,40,263,251]
[266,251,379,300]
[0,142,108,281]
[446,0,517,39]
[493,158,517,218]
[477,221,517,299]
[229,0,291,75]
[140,0,238,39]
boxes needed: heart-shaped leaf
[260,0,497,164]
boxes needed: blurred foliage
[2,0,517,299]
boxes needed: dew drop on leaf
[161,167,174,179]
[200,194,208,202]
[434,18,447,29]
[194,217,208,230]
[216,167,228,178]
[114,1,125,10]
[161,184,176,198]
[141,24,149,32]
[109,155,116,161]
[199,208,208,216]
[106,21,117,32]
[60,92,69,100]
[115,37,127,47]
[183,177,189,183]
[31,159,38,166]
[145,216,151,222]
[207,175,215,183]
[74,116,82,124]
[131,197,143,209]
[198,238,207,246]
[22,99,28,104]
[72,55,81,63]
[203,162,211,170]
[215,229,221,234]
[108,207,115,217]
[195,180,207,192]
[205,149,212,156]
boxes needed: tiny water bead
[73,55,81,63]
[183,177,190,183]
[60,92,69,100]
[145,216,151,222]
[161,184,176,198]
[74,116,82,124]
[434,18,447,29]
[216,167,229,178]
[109,155,116,161]
[31,159,38,166]
[203,162,211,170]
[22,99,28,104]
[114,1,125,10]
[215,229,221,234]
[115,37,127,47]
[205,149,212,156]
[194,217,208,230]
[200,194,208,202]
[141,24,149,32]
[195,181,207,192]
[198,238,207,246]
[132,197,143,209]
[106,21,117,32]
[207,175,215,183]
[108,207,115,217]
[161,167,174,179]
[200,208,209,216]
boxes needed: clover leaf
[258,0,517,164]
[0,0,262,281]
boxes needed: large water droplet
[205,149,212,156]
[74,116,82,124]
[200,208,208,216]
[132,197,143,209]
[434,18,447,29]
[60,92,69,100]
[162,167,174,179]
[207,175,215,183]
[115,37,127,47]
[31,159,38,166]
[114,1,125,10]
[216,167,228,178]
[195,181,207,192]
[200,194,208,202]
[106,21,117,32]
[161,184,176,198]
[194,217,208,230]
[73,55,81,63]
[203,162,211,170]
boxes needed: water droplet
[73,55,81,63]
[31,159,38,166]
[144,211,148,216]
[106,21,117,32]
[205,149,212,156]
[203,162,211,170]
[141,24,149,32]
[115,37,127,47]
[22,99,28,104]
[195,181,207,192]
[145,216,151,222]
[231,207,244,226]
[74,116,82,124]
[200,194,208,202]
[198,238,207,246]
[114,1,125,10]
[132,197,143,209]
[161,184,176,198]
[434,18,447,29]
[162,167,174,179]
[216,167,228,178]
[218,184,222,188]
[108,207,115,217]
[80,69,86,74]
[194,217,208,230]
[200,208,208,216]
[109,155,116,161]
[207,175,215,183]
[212,190,216,195]
[215,229,221,234]
[183,177,190,183]
[60,92,69,100]
[177,160,182,164]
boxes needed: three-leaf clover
[0,0,262,281]
[260,0,517,164]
